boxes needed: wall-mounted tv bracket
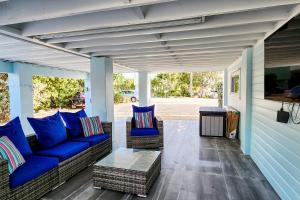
[277,102,290,124]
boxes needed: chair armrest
[126,117,133,136]
[0,159,10,198]
[155,116,163,135]
[155,116,163,127]
[102,122,112,136]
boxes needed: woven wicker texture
[126,117,164,149]
[0,121,113,200]
[93,150,161,196]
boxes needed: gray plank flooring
[43,119,280,200]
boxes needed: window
[231,70,240,94]
[0,73,10,124]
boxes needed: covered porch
[43,119,279,200]
[0,1,300,200]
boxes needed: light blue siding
[251,41,300,200]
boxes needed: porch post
[86,57,114,122]
[8,62,34,135]
[223,68,228,107]
[138,71,150,106]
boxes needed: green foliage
[216,81,223,107]
[32,76,84,112]
[151,72,222,98]
[113,73,135,104]
[151,73,191,97]
[0,73,9,123]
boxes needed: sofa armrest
[126,117,132,137]
[0,159,9,198]
[102,122,112,136]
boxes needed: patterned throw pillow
[134,111,154,128]
[80,116,104,137]
[0,136,26,174]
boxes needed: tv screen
[265,14,300,103]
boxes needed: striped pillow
[0,136,26,174]
[134,111,154,128]
[80,116,104,137]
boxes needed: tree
[0,73,9,123]
[32,76,84,112]
[113,73,135,103]
[151,72,221,98]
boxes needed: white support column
[85,57,114,122]
[8,62,34,135]
[223,68,228,107]
[138,71,151,106]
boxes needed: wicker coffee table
[93,148,161,197]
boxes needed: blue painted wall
[250,41,300,200]
[227,41,300,199]
[226,48,252,154]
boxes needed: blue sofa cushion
[0,117,32,157]
[27,112,67,149]
[9,155,59,189]
[131,128,159,136]
[70,133,110,147]
[60,110,87,138]
[35,141,89,162]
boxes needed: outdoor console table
[93,148,161,197]
[199,106,227,137]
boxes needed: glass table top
[95,148,161,172]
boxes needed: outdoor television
[264,14,300,103]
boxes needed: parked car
[70,92,85,108]
[121,90,138,102]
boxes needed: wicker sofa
[0,121,112,200]
[126,116,163,149]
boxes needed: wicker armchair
[126,116,164,149]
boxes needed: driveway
[115,97,218,120]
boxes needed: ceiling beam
[81,39,255,54]
[66,23,272,49]
[21,0,300,36]
[45,6,289,43]
[0,0,176,25]
[133,6,146,19]
[105,47,245,58]
[88,40,255,56]
[114,53,241,61]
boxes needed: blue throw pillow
[0,117,32,157]
[60,110,87,138]
[132,105,155,119]
[132,105,155,128]
[27,112,67,149]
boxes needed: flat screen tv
[264,14,300,103]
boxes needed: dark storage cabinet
[199,107,227,137]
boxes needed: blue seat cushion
[70,133,110,147]
[27,112,67,149]
[60,110,87,138]
[10,155,59,189]
[0,117,32,157]
[35,141,89,162]
[131,128,159,136]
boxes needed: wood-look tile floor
[43,120,280,200]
